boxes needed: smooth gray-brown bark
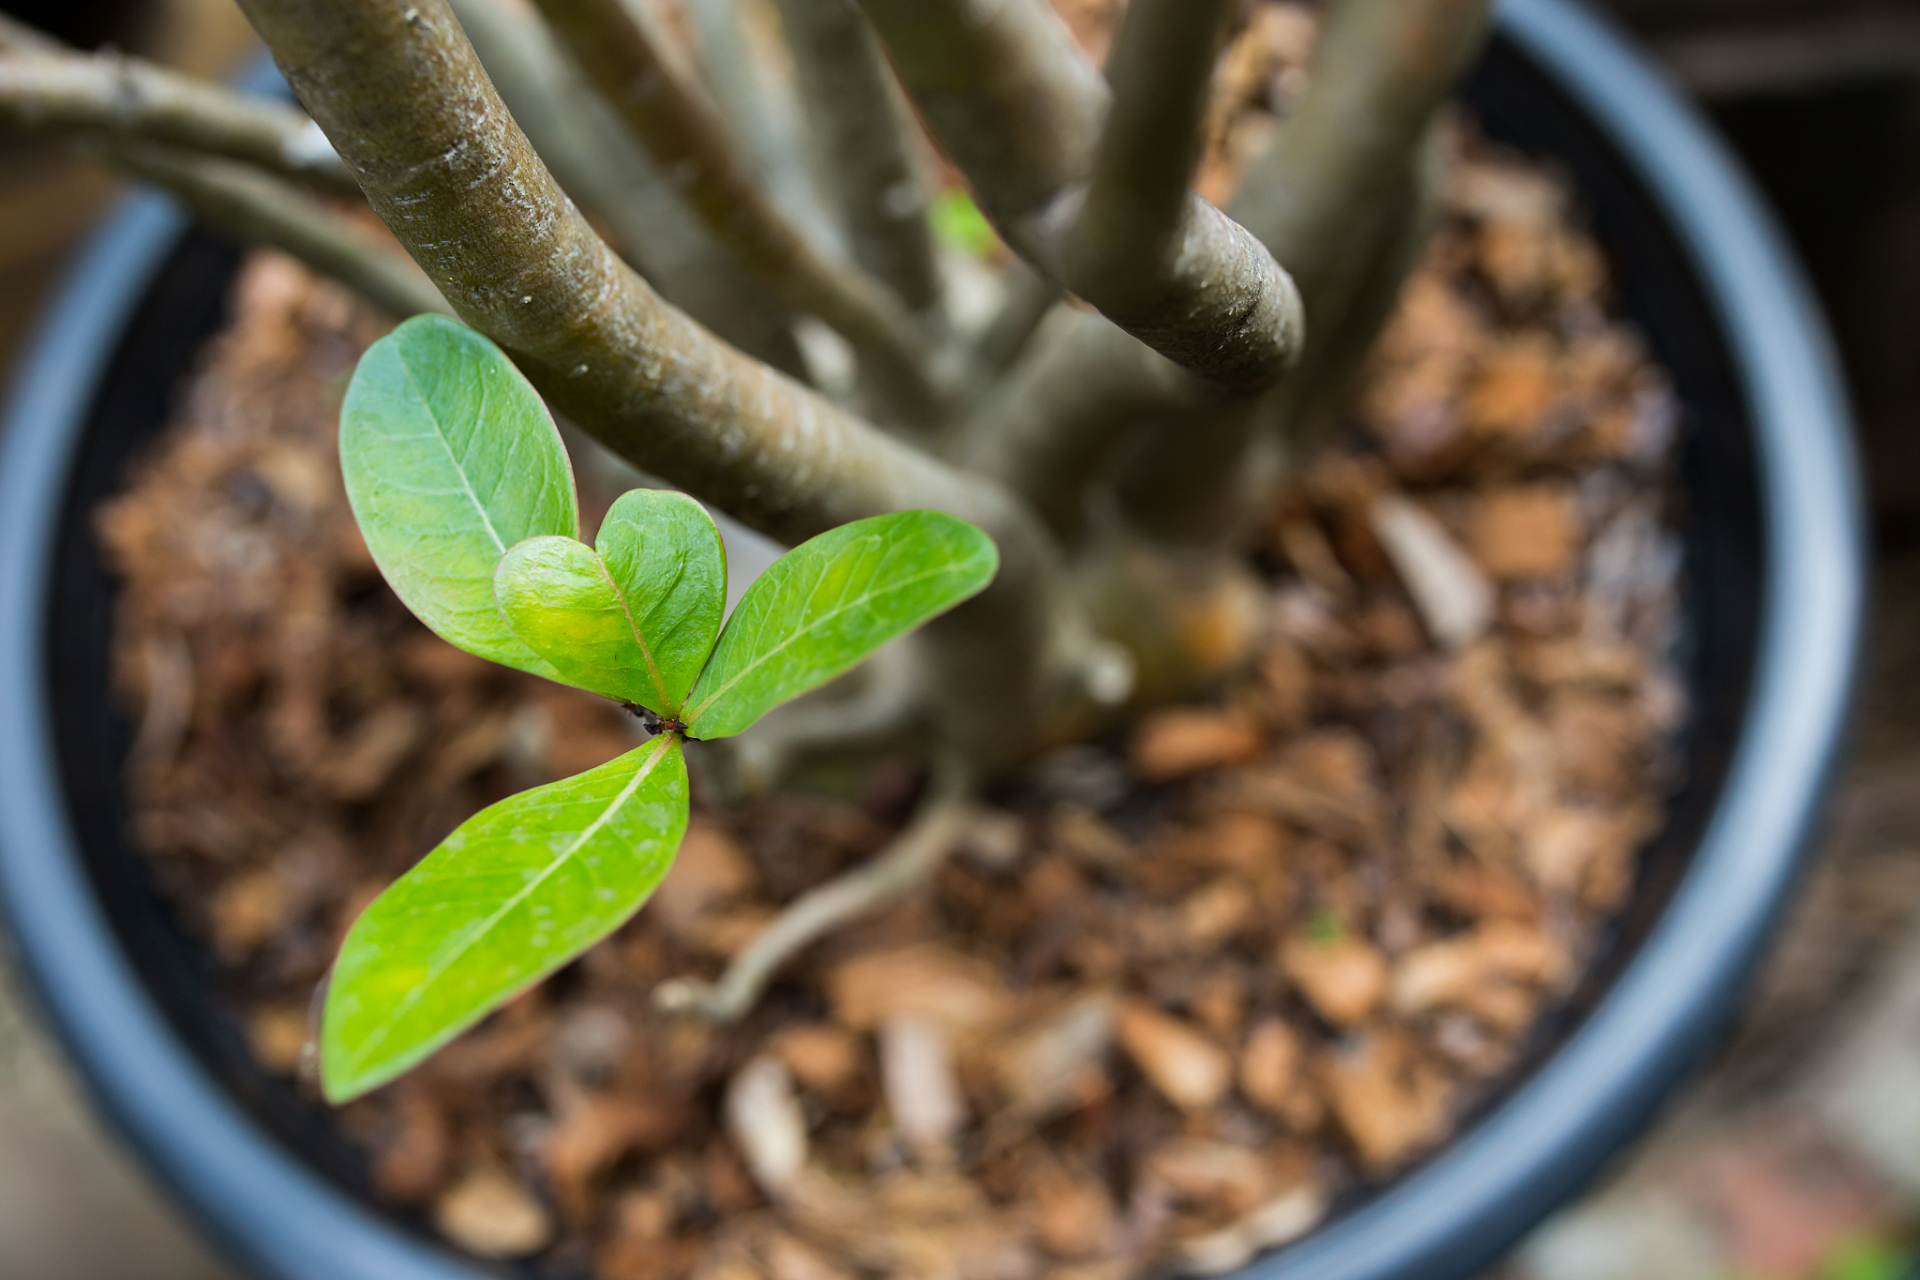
[774,0,942,316]
[962,0,1490,549]
[856,0,1302,390]
[237,0,1079,759]
[531,0,945,425]
[444,0,804,375]
[0,49,357,194]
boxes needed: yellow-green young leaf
[492,491,727,716]
[596,490,726,715]
[340,314,577,678]
[320,734,687,1102]
[682,511,997,739]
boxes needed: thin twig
[775,0,941,316]
[657,756,974,1021]
[110,141,446,319]
[857,0,1300,389]
[532,0,947,426]
[0,49,358,194]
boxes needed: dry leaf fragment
[1323,1035,1451,1170]
[1033,1167,1121,1258]
[772,1023,865,1099]
[1172,1184,1327,1275]
[1131,709,1264,781]
[1471,485,1581,580]
[827,944,1012,1034]
[1179,878,1256,949]
[1117,1002,1233,1111]
[433,1168,553,1259]
[1281,935,1388,1027]
[879,1015,968,1162]
[651,820,758,939]
[994,992,1116,1120]
[1368,493,1494,650]
[1391,921,1569,1016]
[1237,1019,1302,1116]
[725,1056,808,1197]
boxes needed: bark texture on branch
[856,0,1300,390]
[237,0,1079,759]
[446,0,803,374]
[532,0,944,425]
[775,0,941,316]
[0,50,358,194]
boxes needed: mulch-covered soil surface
[97,9,1686,1278]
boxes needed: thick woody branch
[0,50,358,195]
[774,0,941,316]
[111,141,446,319]
[856,0,1300,390]
[1230,0,1491,302]
[237,0,1078,759]
[1107,0,1490,541]
[531,0,945,425]
[445,0,803,374]
[967,0,1488,544]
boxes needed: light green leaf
[491,491,726,716]
[682,510,997,739]
[340,314,577,678]
[320,734,687,1102]
[595,489,727,714]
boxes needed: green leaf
[320,734,688,1102]
[340,314,577,678]
[682,510,997,739]
[492,490,727,716]
[929,187,1000,260]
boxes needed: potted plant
[0,1,1862,1278]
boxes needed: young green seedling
[322,315,997,1102]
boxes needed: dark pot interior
[0,3,1862,1280]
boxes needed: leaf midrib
[399,349,506,554]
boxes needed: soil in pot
[93,18,1687,1280]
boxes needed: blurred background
[2,0,1918,1277]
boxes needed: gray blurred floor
[0,962,234,1280]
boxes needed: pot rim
[0,3,1864,1279]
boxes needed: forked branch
[531,0,946,424]
[856,0,1301,390]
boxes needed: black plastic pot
[0,2,1865,1278]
